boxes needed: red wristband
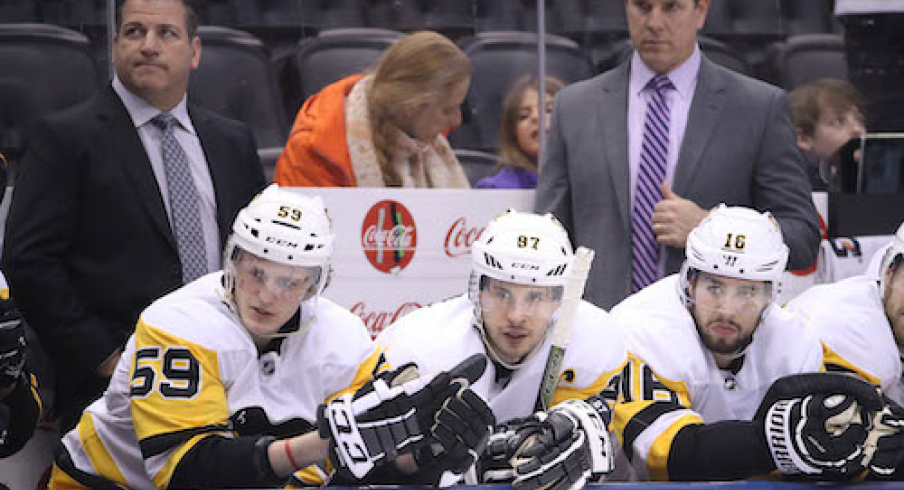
[284,439,300,469]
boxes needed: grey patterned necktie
[152,113,207,282]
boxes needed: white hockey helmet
[679,205,789,304]
[879,222,904,301]
[223,185,334,328]
[469,210,574,368]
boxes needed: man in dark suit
[536,0,820,310]
[2,0,265,430]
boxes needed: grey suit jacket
[536,55,820,310]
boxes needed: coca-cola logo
[444,217,485,258]
[361,200,417,274]
[351,301,422,338]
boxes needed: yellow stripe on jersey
[325,347,384,403]
[27,372,42,416]
[550,359,627,409]
[822,342,881,385]
[77,413,128,487]
[47,463,91,490]
[647,412,704,481]
[0,287,9,300]
[151,431,232,488]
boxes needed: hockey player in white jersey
[376,210,628,490]
[611,205,888,481]
[786,222,904,479]
[48,185,487,489]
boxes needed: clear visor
[686,272,772,318]
[233,252,321,303]
[478,278,563,325]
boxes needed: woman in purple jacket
[476,76,564,189]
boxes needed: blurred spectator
[835,0,904,131]
[475,75,564,189]
[790,78,866,190]
[274,31,472,188]
[2,0,265,431]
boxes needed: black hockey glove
[473,416,544,484]
[755,372,884,480]
[863,396,904,479]
[318,354,486,481]
[510,397,615,490]
[415,382,495,475]
[0,298,25,390]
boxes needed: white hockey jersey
[610,275,825,480]
[376,294,628,424]
[787,274,904,405]
[52,273,380,489]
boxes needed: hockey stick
[535,246,595,411]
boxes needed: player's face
[233,252,318,342]
[515,88,554,161]
[399,76,470,143]
[689,272,770,355]
[113,0,200,112]
[626,0,709,74]
[884,264,904,349]
[479,278,561,365]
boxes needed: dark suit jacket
[536,55,820,310]
[2,86,266,428]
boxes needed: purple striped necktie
[631,74,674,293]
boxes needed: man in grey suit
[536,0,819,310]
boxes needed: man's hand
[652,182,709,248]
[318,354,487,481]
[755,373,884,480]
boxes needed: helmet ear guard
[879,223,904,301]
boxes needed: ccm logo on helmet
[510,262,540,271]
[266,237,300,248]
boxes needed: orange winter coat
[274,75,364,187]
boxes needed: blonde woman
[275,31,472,188]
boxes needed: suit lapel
[673,57,727,194]
[600,63,632,229]
[98,87,176,250]
[191,105,232,247]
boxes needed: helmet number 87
[517,235,540,250]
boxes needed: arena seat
[278,27,403,120]
[454,148,501,187]
[0,23,100,167]
[453,31,593,151]
[190,26,288,149]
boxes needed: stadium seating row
[0,22,847,182]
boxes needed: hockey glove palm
[416,383,495,475]
[863,396,904,479]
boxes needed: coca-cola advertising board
[284,188,535,337]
